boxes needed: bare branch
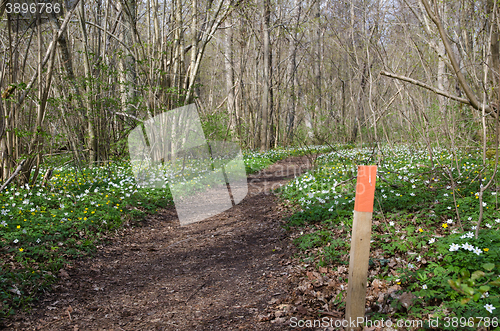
[0,160,26,192]
[18,0,81,106]
[380,70,472,106]
[420,0,491,113]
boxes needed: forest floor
[4,156,324,331]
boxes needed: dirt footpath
[6,156,314,331]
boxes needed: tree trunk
[351,63,368,142]
[314,0,321,128]
[224,16,236,134]
[78,0,98,165]
[286,0,301,145]
[260,0,271,151]
[118,0,138,115]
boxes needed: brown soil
[4,156,316,331]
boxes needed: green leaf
[460,269,470,278]
[460,284,474,296]
[489,278,500,287]
[473,293,481,302]
[479,285,490,293]
[471,270,485,281]
[461,297,471,304]
[448,279,460,291]
[465,278,475,286]
[482,263,495,271]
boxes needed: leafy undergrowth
[0,145,330,320]
[277,145,500,330]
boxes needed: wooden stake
[345,165,377,331]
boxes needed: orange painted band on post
[353,165,377,212]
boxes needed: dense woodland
[0,0,499,182]
[3,1,500,326]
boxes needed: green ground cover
[279,145,500,330]
[0,145,328,319]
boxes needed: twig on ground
[376,172,400,189]
[184,281,207,304]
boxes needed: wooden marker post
[345,165,377,331]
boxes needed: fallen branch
[0,160,26,192]
[376,172,400,189]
